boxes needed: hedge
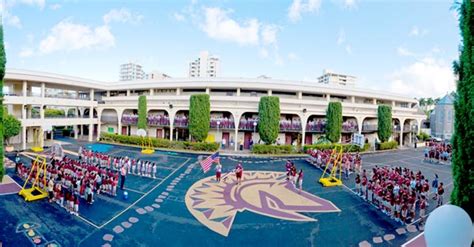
[379,141,398,150]
[100,133,219,152]
[417,132,430,141]
[304,143,370,153]
[326,102,342,143]
[3,108,21,145]
[377,105,392,142]
[138,95,147,130]
[258,96,280,144]
[251,144,294,154]
[45,108,65,117]
[189,94,210,142]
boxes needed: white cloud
[344,0,357,8]
[19,48,34,57]
[103,8,144,24]
[409,26,428,37]
[345,45,352,54]
[288,0,321,22]
[201,7,260,46]
[259,48,269,58]
[274,53,284,66]
[288,52,298,61]
[39,19,115,54]
[50,4,61,10]
[15,0,45,9]
[173,12,185,22]
[388,57,455,98]
[337,29,345,45]
[397,47,416,57]
[261,24,279,45]
[3,11,22,28]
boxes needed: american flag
[200,152,219,173]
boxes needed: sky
[1,0,460,98]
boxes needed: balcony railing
[279,121,302,132]
[210,118,235,129]
[174,117,188,128]
[148,115,170,127]
[239,119,259,130]
[362,124,378,132]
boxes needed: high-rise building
[317,69,356,87]
[188,51,220,78]
[120,62,145,81]
[430,94,454,140]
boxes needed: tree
[258,96,280,144]
[0,24,6,182]
[3,109,21,145]
[325,102,342,143]
[377,105,392,142]
[138,95,147,130]
[451,0,474,218]
[189,94,210,142]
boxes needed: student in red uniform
[235,163,243,185]
[437,182,444,207]
[419,195,428,225]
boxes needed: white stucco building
[188,51,220,78]
[3,68,425,151]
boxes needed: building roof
[437,94,454,105]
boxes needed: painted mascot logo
[185,171,340,236]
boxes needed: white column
[22,126,27,150]
[150,89,154,96]
[356,117,364,135]
[106,91,110,97]
[41,82,45,98]
[127,90,131,96]
[51,130,54,141]
[297,91,302,99]
[392,101,396,107]
[80,125,84,138]
[233,113,241,151]
[97,111,102,141]
[326,94,330,102]
[40,106,45,119]
[90,89,95,101]
[206,88,210,94]
[21,105,26,120]
[351,96,355,104]
[176,88,181,96]
[73,125,78,139]
[88,124,93,142]
[268,90,272,96]
[373,98,377,105]
[169,112,175,141]
[22,81,27,97]
[236,88,241,96]
[39,127,44,148]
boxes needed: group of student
[79,147,159,179]
[147,114,170,126]
[307,149,362,179]
[239,117,259,130]
[424,141,452,164]
[174,115,188,127]
[16,155,121,216]
[355,166,445,225]
[285,160,304,192]
[214,162,244,185]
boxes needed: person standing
[221,138,226,149]
[235,163,243,185]
[297,169,304,193]
[437,182,444,207]
[215,161,222,182]
[120,165,127,190]
[431,174,439,200]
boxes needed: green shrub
[377,105,392,142]
[252,144,294,154]
[417,132,430,141]
[138,95,147,130]
[304,143,371,153]
[326,102,342,143]
[258,96,280,144]
[189,94,210,142]
[45,108,65,117]
[100,133,219,152]
[3,108,21,145]
[378,141,398,150]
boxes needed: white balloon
[137,129,147,137]
[425,205,472,247]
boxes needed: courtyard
[0,141,452,247]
